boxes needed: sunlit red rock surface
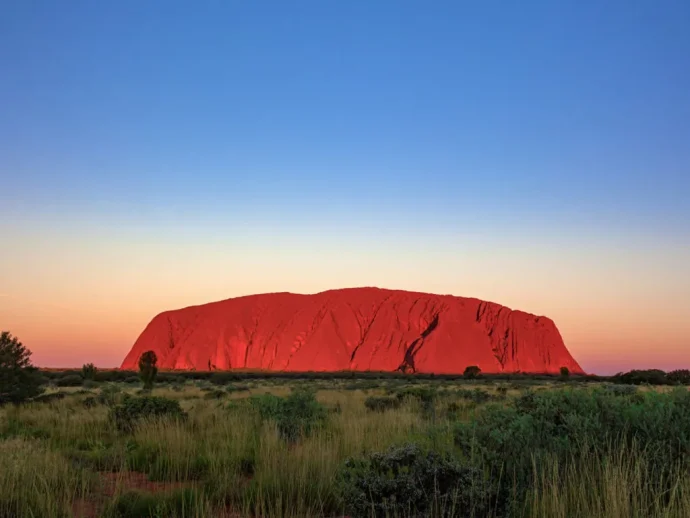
[120,287,584,374]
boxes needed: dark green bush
[668,369,690,385]
[98,384,121,406]
[395,386,437,404]
[56,374,84,387]
[613,369,668,385]
[0,331,46,406]
[395,386,439,419]
[454,387,690,502]
[364,396,401,412]
[225,383,250,393]
[248,390,327,442]
[81,363,97,380]
[110,395,187,432]
[463,365,481,379]
[338,443,496,518]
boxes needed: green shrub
[138,351,158,390]
[110,395,187,433]
[98,384,121,406]
[0,331,46,406]
[668,369,690,385]
[364,396,401,412]
[338,443,496,518]
[225,383,250,393]
[454,387,690,503]
[56,374,83,387]
[81,363,97,380]
[463,365,481,379]
[248,390,327,442]
[613,369,668,385]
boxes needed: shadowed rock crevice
[398,313,440,374]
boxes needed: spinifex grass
[0,381,689,517]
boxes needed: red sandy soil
[121,287,583,375]
[71,471,200,518]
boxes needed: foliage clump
[81,363,98,380]
[55,374,84,387]
[364,395,401,412]
[0,331,45,405]
[668,369,690,385]
[248,389,327,442]
[138,351,158,390]
[454,387,690,503]
[463,365,481,379]
[338,443,496,518]
[110,395,186,432]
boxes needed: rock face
[120,287,584,374]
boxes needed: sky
[1,1,688,375]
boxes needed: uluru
[121,287,583,375]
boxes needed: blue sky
[1,1,689,371]
[3,1,688,230]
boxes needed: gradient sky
[1,1,688,374]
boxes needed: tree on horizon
[463,365,481,379]
[0,331,45,405]
[138,350,158,389]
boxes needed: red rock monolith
[120,287,584,374]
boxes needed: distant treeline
[38,367,690,386]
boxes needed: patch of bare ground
[71,470,243,518]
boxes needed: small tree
[463,365,481,379]
[560,366,570,379]
[0,331,45,405]
[138,351,158,389]
[82,363,97,380]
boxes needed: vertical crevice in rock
[398,313,440,373]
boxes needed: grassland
[1,375,689,518]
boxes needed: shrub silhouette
[463,365,481,379]
[454,387,690,503]
[338,443,496,518]
[248,390,327,443]
[81,363,97,380]
[0,331,45,405]
[668,369,690,385]
[111,395,186,432]
[138,351,158,389]
[364,396,401,412]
